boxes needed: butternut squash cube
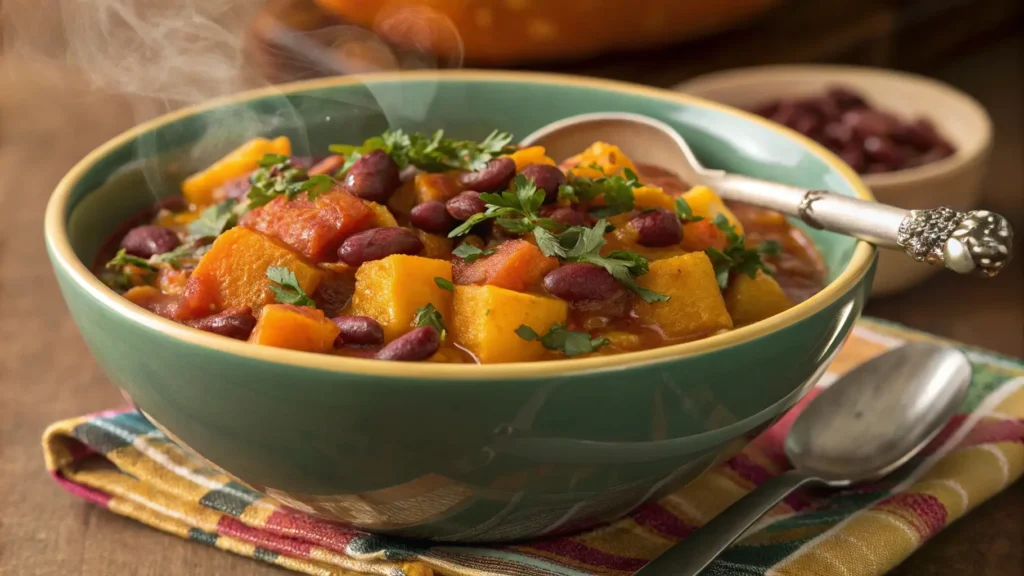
[508,146,556,171]
[249,304,340,353]
[178,227,322,319]
[387,180,417,218]
[681,186,744,235]
[724,271,793,326]
[565,142,637,178]
[182,136,291,207]
[348,255,453,342]
[633,252,733,339]
[414,173,462,203]
[364,201,399,228]
[415,230,454,260]
[452,285,568,364]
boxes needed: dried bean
[630,208,683,247]
[120,225,181,258]
[342,150,401,203]
[332,316,385,347]
[457,157,515,191]
[519,164,566,203]
[337,228,423,266]
[543,263,627,302]
[375,326,440,361]
[446,191,486,221]
[410,201,455,234]
[184,307,257,340]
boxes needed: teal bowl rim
[44,70,876,380]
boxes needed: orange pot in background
[313,0,780,65]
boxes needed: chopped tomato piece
[453,239,558,292]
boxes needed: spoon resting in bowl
[521,112,1013,278]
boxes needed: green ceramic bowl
[45,71,876,542]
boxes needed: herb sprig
[448,174,560,238]
[674,197,704,223]
[266,266,316,307]
[101,249,158,291]
[330,129,516,174]
[412,303,446,339]
[557,168,642,218]
[704,214,782,289]
[188,198,240,238]
[247,154,335,209]
[451,243,495,263]
[515,324,610,357]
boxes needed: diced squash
[631,186,676,210]
[348,255,453,342]
[681,186,744,235]
[453,239,558,292]
[387,180,417,218]
[240,189,374,262]
[416,230,454,260]
[452,285,568,364]
[156,210,199,228]
[157,267,189,295]
[681,218,728,252]
[724,271,793,326]
[124,285,180,319]
[414,173,462,203]
[508,146,556,171]
[182,136,291,207]
[565,142,637,178]
[249,304,340,353]
[364,201,399,227]
[633,252,733,339]
[178,227,322,319]
[601,220,688,262]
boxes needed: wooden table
[1,37,1021,576]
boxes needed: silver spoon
[632,342,972,576]
[520,112,1013,278]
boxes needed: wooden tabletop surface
[1,34,1020,576]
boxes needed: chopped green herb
[106,248,158,273]
[330,128,516,173]
[258,153,290,168]
[434,277,455,292]
[150,242,204,269]
[515,323,610,357]
[674,197,704,223]
[558,168,642,218]
[188,199,239,238]
[102,249,158,291]
[448,174,558,238]
[266,265,316,307]
[451,243,496,263]
[412,303,446,339]
[578,251,669,304]
[247,155,336,209]
[704,214,780,289]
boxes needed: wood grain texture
[1,36,1021,576]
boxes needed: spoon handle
[634,470,820,576]
[709,173,1013,278]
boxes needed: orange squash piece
[680,186,744,235]
[509,146,556,171]
[633,252,733,339]
[414,173,462,203]
[451,285,568,364]
[681,218,728,252]
[387,180,417,219]
[416,230,454,260]
[240,188,374,262]
[364,201,399,228]
[182,136,291,207]
[348,255,454,342]
[453,239,558,292]
[724,271,793,326]
[178,227,323,319]
[249,304,340,353]
[124,285,180,319]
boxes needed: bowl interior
[63,73,863,286]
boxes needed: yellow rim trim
[45,70,876,380]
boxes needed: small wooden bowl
[676,64,992,297]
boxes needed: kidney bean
[337,227,424,266]
[839,147,867,173]
[120,225,181,258]
[822,122,855,150]
[630,208,683,247]
[375,326,440,361]
[863,136,906,168]
[410,200,456,234]
[184,306,257,340]
[539,205,588,227]
[342,150,401,203]
[519,164,567,203]
[446,191,486,221]
[543,263,627,302]
[842,109,898,139]
[308,154,345,176]
[457,157,515,191]
[332,315,385,347]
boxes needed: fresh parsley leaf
[448,212,492,238]
[258,153,290,168]
[434,277,454,292]
[102,249,158,291]
[188,199,239,238]
[330,129,516,173]
[560,169,642,218]
[247,154,337,209]
[703,215,778,289]
[266,265,316,307]
[448,174,556,238]
[106,248,158,272]
[674,197,704,223]
[412,303,446,339]
[451,243,496,263]
[515,323,610,357]
[578,250,669,303]
[150,242,203,269]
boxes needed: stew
[96,130,827,363]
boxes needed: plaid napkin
[43,318,1024,576]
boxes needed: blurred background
[0,1,1021,574]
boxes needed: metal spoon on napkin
[521,112,1013,278]
[632,342,972,575]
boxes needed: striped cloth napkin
[43,318,1024,576]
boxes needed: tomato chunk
[453,239,558,292]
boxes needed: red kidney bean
[410,200,456,234]
[863,136,906,168]
[120,225,181,258]
[543,263,627,302]
[822,123,855,149]
[519,164,567,203]
[839,147,867,173]
[539,205,588,227]
[342,150,401,203]
[184,306,257,340]
[375,326,440,361]
[337,227,424,266]
[332,315,385,347]
[842,109,897,139]
[826,86,868,110]
[630,208,683,247]
[457,157,515,191]
[446,191,486,221]
[308,154,345,176]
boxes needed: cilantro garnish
[558,168,642,218]
[448,174,559,238]
[102,249,158,291]
[150,241,208,269]
[434,277,454,292]
[451,243,496,263]
[330,129,516,174]
[412,303,446,339]
[106,249,157,273]
[188,199,239,238]
[266,266,316,307]
[674,197,704,223]
[515,323,610,357]
[704,214,782,289]
[247,155,336,209]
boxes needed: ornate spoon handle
[710,173,1013,278]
